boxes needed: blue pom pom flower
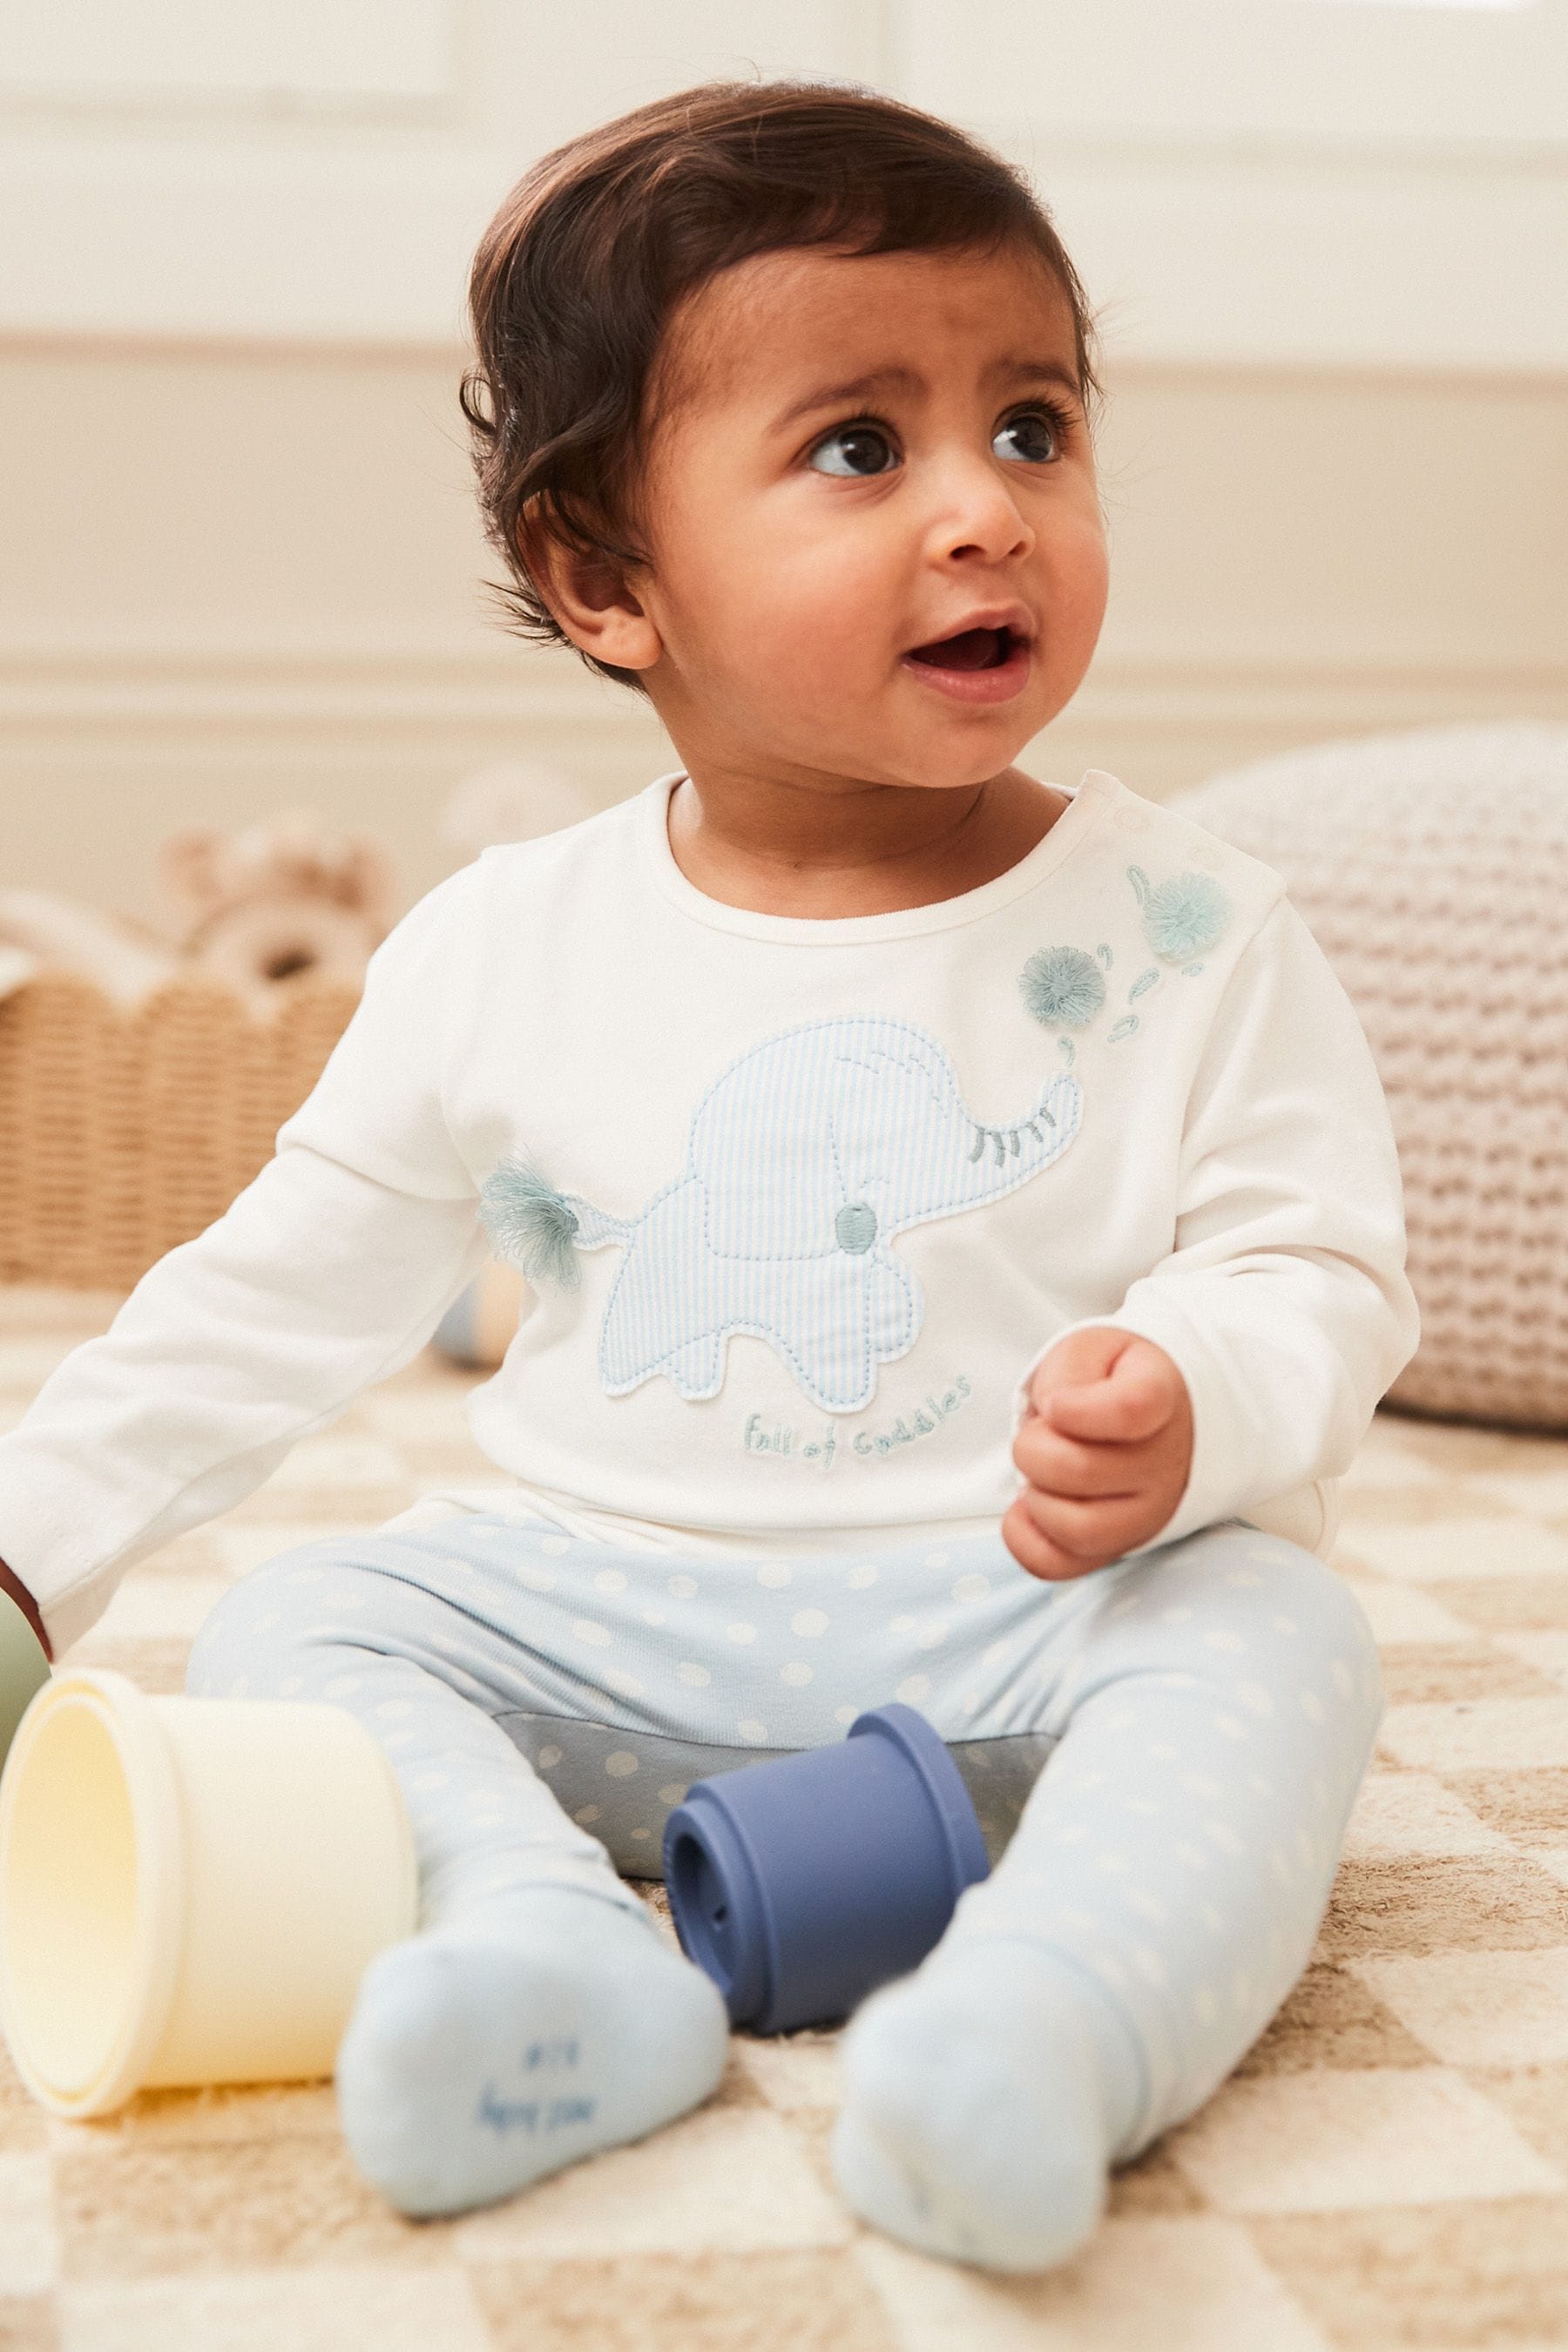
[1019,945,1106,1030]
[1127,866,1231,962]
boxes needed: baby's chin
[718,747,1024,794]
[855,704,1046,780]
[667,666,1042,781]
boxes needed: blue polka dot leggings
[183,1511,1382,2158]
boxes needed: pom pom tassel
[1127,864,1231,962]
[479,1156,584,1290]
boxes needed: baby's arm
[0,1555,50,1659]
[0,863,493,1661]
[1006,893,1420,1578]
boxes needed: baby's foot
[832,1939,1144,2273]
[335,1887,729,2218]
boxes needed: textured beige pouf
[1175,721,1568,1433]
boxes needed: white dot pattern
[195,1517,1379,2155]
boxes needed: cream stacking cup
[0,1667,418,2118]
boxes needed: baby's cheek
[771,586,880,687]
[747,612,883,729]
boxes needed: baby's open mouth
[907,625,1015,671]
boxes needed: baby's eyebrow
[767,357,1082,438]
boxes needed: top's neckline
[639,766,1119,943]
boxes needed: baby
[0,78,1418,2272]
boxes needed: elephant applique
[481,1014,1083,1415]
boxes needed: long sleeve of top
[0,766,1420,1659]
[0,869,495,1654]
[1008,893,1420,1560]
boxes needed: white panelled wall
[1,0,1565,922]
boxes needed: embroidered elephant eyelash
[967,1105,1057,1164]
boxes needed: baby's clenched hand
[1004,1326,1193,1581]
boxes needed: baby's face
[610,240,1110,794]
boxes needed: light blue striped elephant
[481,1015,1083,1415]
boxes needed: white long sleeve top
[0,767,1419,1657]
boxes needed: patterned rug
[3,1281,1567,2352]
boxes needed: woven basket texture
[0,968,360,1292]
[1177,721,1568,1434]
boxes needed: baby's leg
[184,1532,727,2217]
[832,1522,1383,2272]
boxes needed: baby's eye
[808,425,893,479]
[991,409,1067,463]
[806,404,1067,479]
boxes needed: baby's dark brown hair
[460,75,1104,700]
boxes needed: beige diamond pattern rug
[3,1281,1568,2351]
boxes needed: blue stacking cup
[661,1702,990,2034]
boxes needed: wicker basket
[0,968,361,1291]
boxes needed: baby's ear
[514,497,575,625]
[514,491,627,621]
[159,827,233,922]
[517,494,658,672]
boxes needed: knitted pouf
[1174,721,1568,1434]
